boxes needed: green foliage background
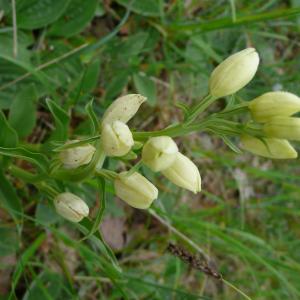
[0,0,300,299]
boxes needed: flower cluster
[242,91,300,159]
[52,47,300,223]
[56,94,201,219]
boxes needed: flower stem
[185,94,216,124]
[133,119,212,140]
[95,169,117,181]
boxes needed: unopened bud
[102,94,146,125]
[249,92,300,123]
[142,136,178,172]
[209,48,259,98]
[114,172,158,209]
[54,192,89,222]
[162,153,201,193]
[102,121,134,156]
[59,140,96,169]
[263,117,300,141]
[240,135,297,159]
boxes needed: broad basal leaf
[9,84,38,138]
[14,0,71,29]
[133,73,157,106]
[49,0,97,37]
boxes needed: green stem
[133,119,212,140]
[186,94,217,124]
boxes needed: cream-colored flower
[249,91,300,123]
[114,172,158,209]
[162,153,201,193]
[54,192,89,222]
[209,48,259,97]
[102,121,134,156]
[240,135,297,159]
[102,94,146,125]
[263,117,300,141]
[142,136,178,172]
[59,140,95,169]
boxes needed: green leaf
[116,0,161,17]
[85,100,99,135]
[0,33,51,92]
[35,202,60,226]
[10,234,46,299]
[71,58,101,105]
[81,178,107,242]
[105,72,129,101]
[133,74,157,106]
[0,111,18,147]
[220,135,242,154]
[0,167,23,225]
[46,99,70,142]
[0,227,19,257]
[40,41,83,91]
[9,84,38,138]
[22,271,64,300]
[80,58,101,94]
[15,0,71,30]
[0,32,32,63]
[78,214,121,272]
[118,32,149,58]
[167,7,300,32]
[49,0,97,37]
[0,147,49,172]
[54,228,124,287]
[175,101,190,120]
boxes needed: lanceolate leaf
[83,177,107,239]
[46,99,70,142]
[0,167,23,225]
[10,234,46,299]
[85,99,99,135]
[9,84,38,138]
[0,111,18,147]
[116,0,161,17]
[0,147,49,173]
[220,135,242,154]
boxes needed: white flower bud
[102,121,134,156]
[249,92,300,123]
[142,136,179,172]
[263,117,300,141]
[162,153,201,193]
[240,135,297,159]
[59,140,96,169]
[102,94,146,125]
[209,48,259,97]
[54,192,89,222]
[114,172,158,209]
